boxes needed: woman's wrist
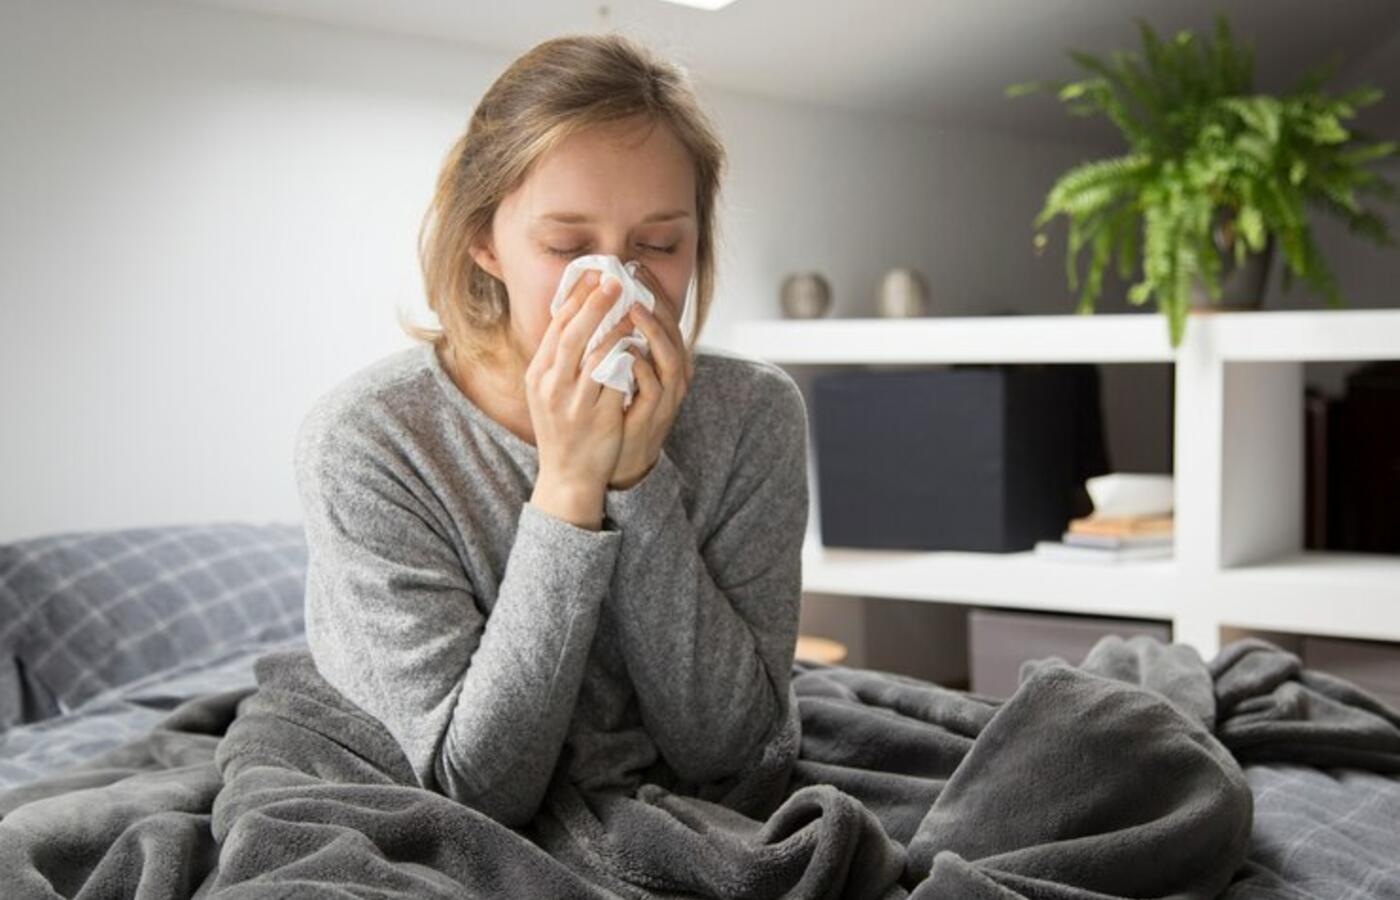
[530,472,606,530]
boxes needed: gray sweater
[293,340,809,828]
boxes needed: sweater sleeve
[600,369,810,786]
[294,409,621,829]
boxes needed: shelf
[756,307,1400,657]
[733,308,1400,366]
[801,536,1178,621]
[1195,309,1400,361]
[800,540,1400,642]
[1213,552,1400,642]
[734,312,1174,364]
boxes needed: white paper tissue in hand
[548,254,656,409]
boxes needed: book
[1062,531,1174,549]
[1033,540,1173,563]
[1067,513,1174,538]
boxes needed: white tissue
[548,254,657,409]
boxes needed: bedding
[0,522,306,728]
[3,522,1398,897]
[0,635,306,791]
[1221,765,1400,898]
[1,632,1397,899]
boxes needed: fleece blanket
[2,635,1399,899]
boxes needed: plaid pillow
[0,629,20,733]
[0,522,307,730]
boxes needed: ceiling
[178,0,1400,146]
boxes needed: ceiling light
[657,0,740,10]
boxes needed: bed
[1,522,1397,898]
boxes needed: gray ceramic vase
[780,272,832,318]
[876,267,930,317]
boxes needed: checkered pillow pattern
[0,522,307,731]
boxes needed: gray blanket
[2,635,1398,899]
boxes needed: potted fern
[1008,15,1399,346]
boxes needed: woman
[293,32,810,830]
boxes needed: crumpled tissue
[548,254,656,409]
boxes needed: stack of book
[1034,513,1174,563]
[1035,473,1175,563]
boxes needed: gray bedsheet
[1221,765,1400,899]
[1,635,1397,898]
[0,636,306,790]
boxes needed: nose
[590,237,634,264]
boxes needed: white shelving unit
[732,308,1400,659]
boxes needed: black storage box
[813,365,1108,552]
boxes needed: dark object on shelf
[1305,362,1400,554]
[812,364,1111,552]
[1303,387,1339,549]
[1344,362,1400,554]
[968,608,1172,699]
[1068,365,1111,521]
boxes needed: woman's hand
[526,269,640,529]
[609,264,694,491]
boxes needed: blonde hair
[400,32,726,367]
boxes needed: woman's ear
[469,237,504,280]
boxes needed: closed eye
[547,243,678,257]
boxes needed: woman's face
[470,116,698,369]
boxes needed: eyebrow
[534,209,693,225]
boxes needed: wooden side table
[795,635,848,665]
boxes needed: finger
[631,268,687,369]
[555,269,601,331]
[559,267,601,315]
[535,269,600,370]
[629,351,661,413]
[556,277,622,379]
[594,374,625,414]
[580,318,637,384]
[652,289,689,367]
[658,305,689,381]
[605,384,625,414]
[634,264,678,325]
[628,304,683,394]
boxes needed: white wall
[1,0,1105,542]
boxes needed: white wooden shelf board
[732,308,1400,365]
[733,313,1174,364]
[800,538,1178,621]
[1213,552,1400,642]
[1198,309,1400,361]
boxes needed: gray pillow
[0,521,307,730]
[0,646,20,734]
